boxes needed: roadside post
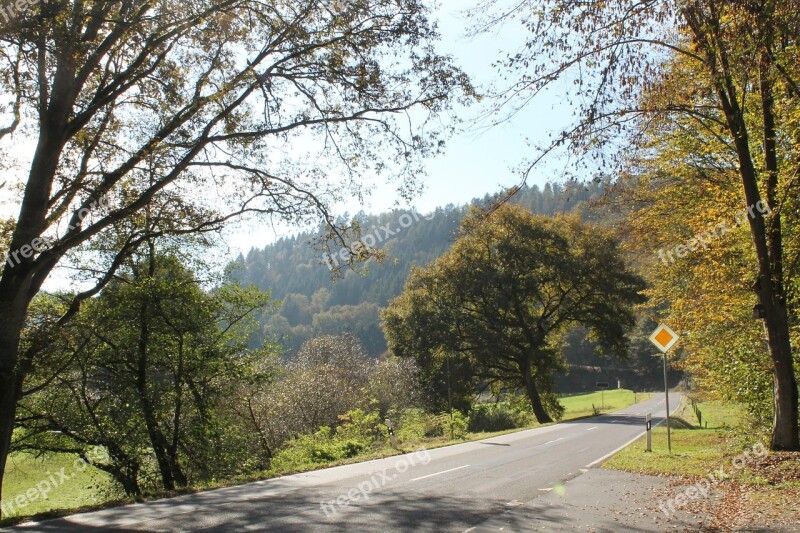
[645,413,652,452]
[648,323,680,453]
[385,418,397,450]
[596,381,609,411]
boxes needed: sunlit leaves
[382,204,646,419]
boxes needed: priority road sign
[649,323,679,353]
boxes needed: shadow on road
[7,490,529,532]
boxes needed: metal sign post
[648,324,680,454]
[596,382,609,411]
[663,352,671,453]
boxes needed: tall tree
[617,47,794,434]
[0,0,471,497]
[473,0,800,450]
[14,245,274,495]
[382,205,646,423]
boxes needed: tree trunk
[0,370,21,504]
[167,449,187,488]
[763,307,799,450]
[757,46,799,451]
[683,5,800,450]
[521,357,553,423]
[99,463,142,497]
[729,110,799,451]
[0,295,31,505]
[118,474,142,498]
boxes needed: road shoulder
[467,468,714,532]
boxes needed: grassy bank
[2,388,650,522]
[560,389,650,418]
[1,453,118,520]
[603,397,745,476]
[603,396,800,530]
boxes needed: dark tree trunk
[118,474,142,498]
[135,281,176,491]
[98,461,142,497]
[683,5,799,450]
[146,423,176,491]
[0,370,22,504]
[521,357,553,423]
[728,89,799,451]
[0,294,33,504]
[167,450,187,488]
[762,306,799,450]
[135,242,187,490]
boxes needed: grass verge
[602,395,800,531]
[602,397,744,476]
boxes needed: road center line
[410,464,470,482]
[586,426,598,431]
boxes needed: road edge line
[584,395,682,469]
[584,431,647,468]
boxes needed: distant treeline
[229,180,667,391]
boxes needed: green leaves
[16,248,277,493]
[382,203,646,420]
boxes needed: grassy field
[1,453,116,520]
[1,388,650,522]
[603,397,748,476]
[560,389,651,419]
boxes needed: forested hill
[229,181,610,357]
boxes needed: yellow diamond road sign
[649,324,679,353]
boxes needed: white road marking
[463,528,477,533]
[586,426,598,431]
[542,437,565,445]
[538,488,553,492]
[410,464,470,482]
[585,397,680,468]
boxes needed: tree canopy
[0,0,473,497]
[473,0,800,450]
[382,204,646,423]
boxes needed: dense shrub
[468,404,518,432]
[395,408,438,442]
[271,409,381,471]
[395,408,468,442]
[435,411,468,440]
[468,400,536,432]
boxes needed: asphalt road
[8,392,680,532]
